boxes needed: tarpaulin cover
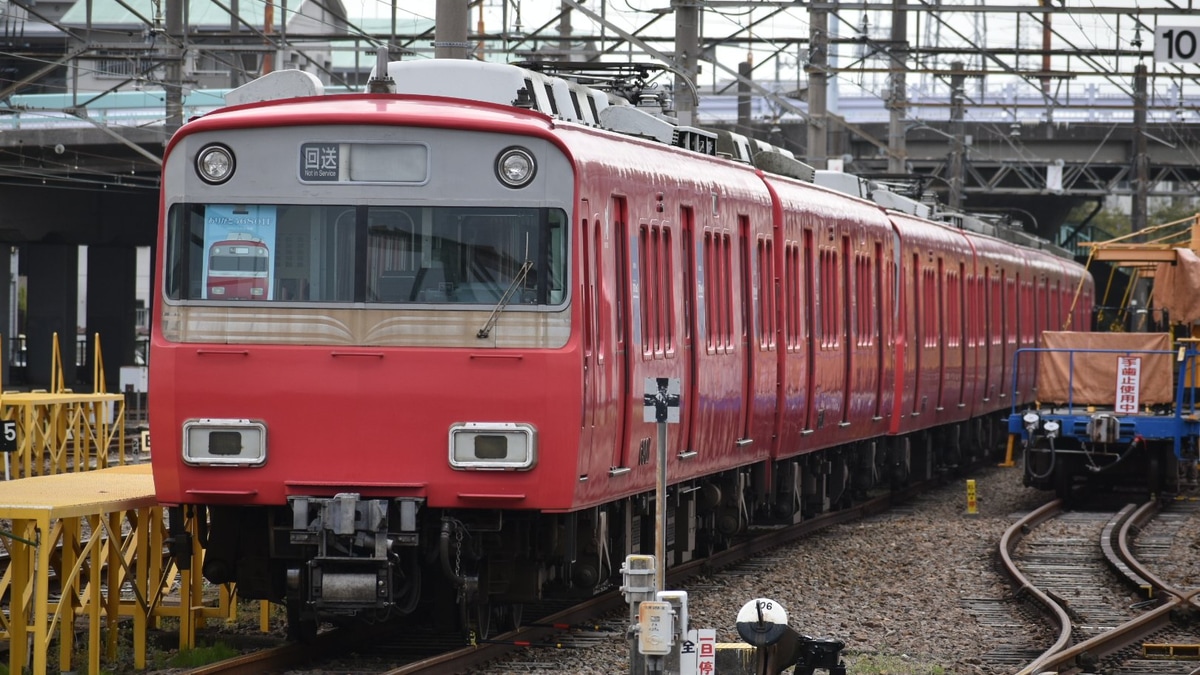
[1037,331,1173,406]
[1153,248,1200,323]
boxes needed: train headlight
[449,422,536,470]
[196,144,236,185]
[183,419,266,466]
[495,147,536,188]
[1022,411,1040,432]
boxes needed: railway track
[169,476,936,674]
[1000,497,1200,675]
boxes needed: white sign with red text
[1115,355,1141,414]
[680,628,717,675]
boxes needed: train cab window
[165,203,567,307]
[165,203,356,302]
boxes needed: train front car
[151,70,580,637]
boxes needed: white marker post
[644,377,680,593]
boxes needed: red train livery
[150,59,1093,637]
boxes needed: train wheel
[507,603,524,631]
[286,598,319,643]
[475,600,492,640]
[1053,457,1073,504]
[488,603,523,634]
[1148,449,1163,501]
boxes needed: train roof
[219,56,1076,263]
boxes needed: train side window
[661,226,675,355]
[757,238,775,350]
[165,204,204,300]
[639,224,655,356]
[721,232,734,351]
[784,243,800,351]
[946,270,961,348]
[704,231,716,352]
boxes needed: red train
[205,234,271,300]
[149,58,1093,638]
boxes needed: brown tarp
[1153,248,1200,324]
[1037,331,1173,406]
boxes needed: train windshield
[165,204,567,306]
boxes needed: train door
[804,228,817,430]
[912,252,922,416]
[581,203,597,457]
[936,257,946,412]
[958,262,967,409]
[739,216,754,443]
[983,267,992,403]
[1000,270,1011,402]
[873,241,885,421]
[611,196,630,470]
[679,207,699,456]
[841,235,853,425]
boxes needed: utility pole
[737,59,752,136]
[672,0,700,127]
[556,1,572,62]
[434,0,470,60]
[1131,62,1148,236]
[949,61,966,210]
[164,0,184,137]
[806,7,828,169]
[1131,62,1149,328]
[229,0,239,88]
[886,0,908,175]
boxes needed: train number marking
[0,420,16,452]
[1155,27,1200,63]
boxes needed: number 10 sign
[1156,26,1200,63]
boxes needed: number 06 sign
[1156,26,1200,63]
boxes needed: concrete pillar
[25,245,78,389]
[85,246,138,392]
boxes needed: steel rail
[999,498,1073,675]
[1010,499,1199,675]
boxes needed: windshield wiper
[476,260,534,339]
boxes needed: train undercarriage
[1023,434,1196,502]
[188,416,1007,640]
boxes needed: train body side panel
[886,213,974,435]
[560,126,775,505]
[765,177,896,457]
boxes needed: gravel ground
[474,462,1054,675]
[131,463,1200,674]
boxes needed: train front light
[183,419,266,466]
[196,144,236,185]
[495,147,536,188]
[449,422,536,470]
